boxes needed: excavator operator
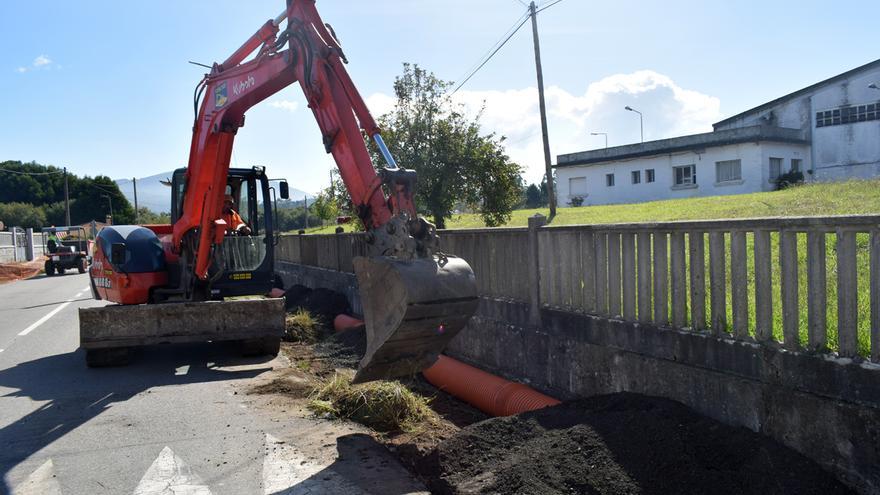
[221,194,252,236]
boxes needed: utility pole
[304,195,309,229]
[530,1,556,218]
[63,167,71,226]
[133,177,139,223]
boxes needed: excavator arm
[174,0,477,382]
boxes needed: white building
[555,59,880,206]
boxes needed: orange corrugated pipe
[333,314,365,332]
[422,355,560,416]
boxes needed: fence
[278,214,880,362]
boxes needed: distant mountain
[116,171,314,213]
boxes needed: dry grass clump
[284,309,322,342]
[307,371,437,432]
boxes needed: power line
[0,167,64,176]
[451,12,531,95]
[452,10,529,90]
[536,0,564,13]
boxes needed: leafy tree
[136,207,171,224]
[0,161,135,224]
[369,64,523,228]
[311,191,339,226]
[0,202,47,229]
[524,184,545,208]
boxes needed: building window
[673,165,696,186]
[715,159,742,183]
[606,173,615,187]
[791,159,802,173]
[646,169,655,183]
[631,170,641,184]
[770,157,783,181]
[816,102,880,127]
[569,177,587,197]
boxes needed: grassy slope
[446,179,880,228]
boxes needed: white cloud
[15,54,55,73]
[456,70,722,183]
[365,92,396,117]
[364,71,722,184]
[269,99,299,112]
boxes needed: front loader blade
[352,255,478,383]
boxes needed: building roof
[555,125,808,168]
[712,58,880,129]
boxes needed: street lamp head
[625,106,633,111]
[869,83,879,90]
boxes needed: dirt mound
[311,326,367,370]
[427,393,853,495]
[0,259,44,284]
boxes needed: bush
[775,171,804,190]
[569,196,584,207]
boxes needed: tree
[137,207,171,224]
[0,161,135,224]
[368,64,523,228]
[311,191,339,226]
[524,184,545,208]
[0,202,47,229]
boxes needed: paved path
[0,273,426,494]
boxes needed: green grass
[446,179,880,228]
[307,371,437,432]
[284,309,322,343]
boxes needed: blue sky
[2,0,879,196]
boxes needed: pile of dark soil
[311,326,367,370]
[426,393,853,495]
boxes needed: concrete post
[528,214,547,326]
[25,228,35,261]
[11,227,19,262]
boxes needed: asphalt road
[0,273,426,495]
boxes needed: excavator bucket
[352,255,478,383]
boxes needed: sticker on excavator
[352,255,478,383]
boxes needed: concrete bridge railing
[280,214,880,361]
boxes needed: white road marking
[262,434,362,495]
[174,365,190,376]
[133,446,212,495]
[13,459,62,495]
[18,301,73,336]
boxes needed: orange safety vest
[222,210,246,232]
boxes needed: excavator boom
[82,0,477,381]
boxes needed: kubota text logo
[233,75,256,96]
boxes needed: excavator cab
[170,166,284,298]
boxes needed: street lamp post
[625,106,644,143]
[102,194,114,223]
[590,132,608,149]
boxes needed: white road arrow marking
[133,446,212,495]
[262,434,362,495]
[13,459,62,495]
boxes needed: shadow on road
[0,342,274,495]
[19,298,94,310]
[268,433,426,495]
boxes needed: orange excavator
[79,0,478,383]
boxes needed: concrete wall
[555,141,810,206]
